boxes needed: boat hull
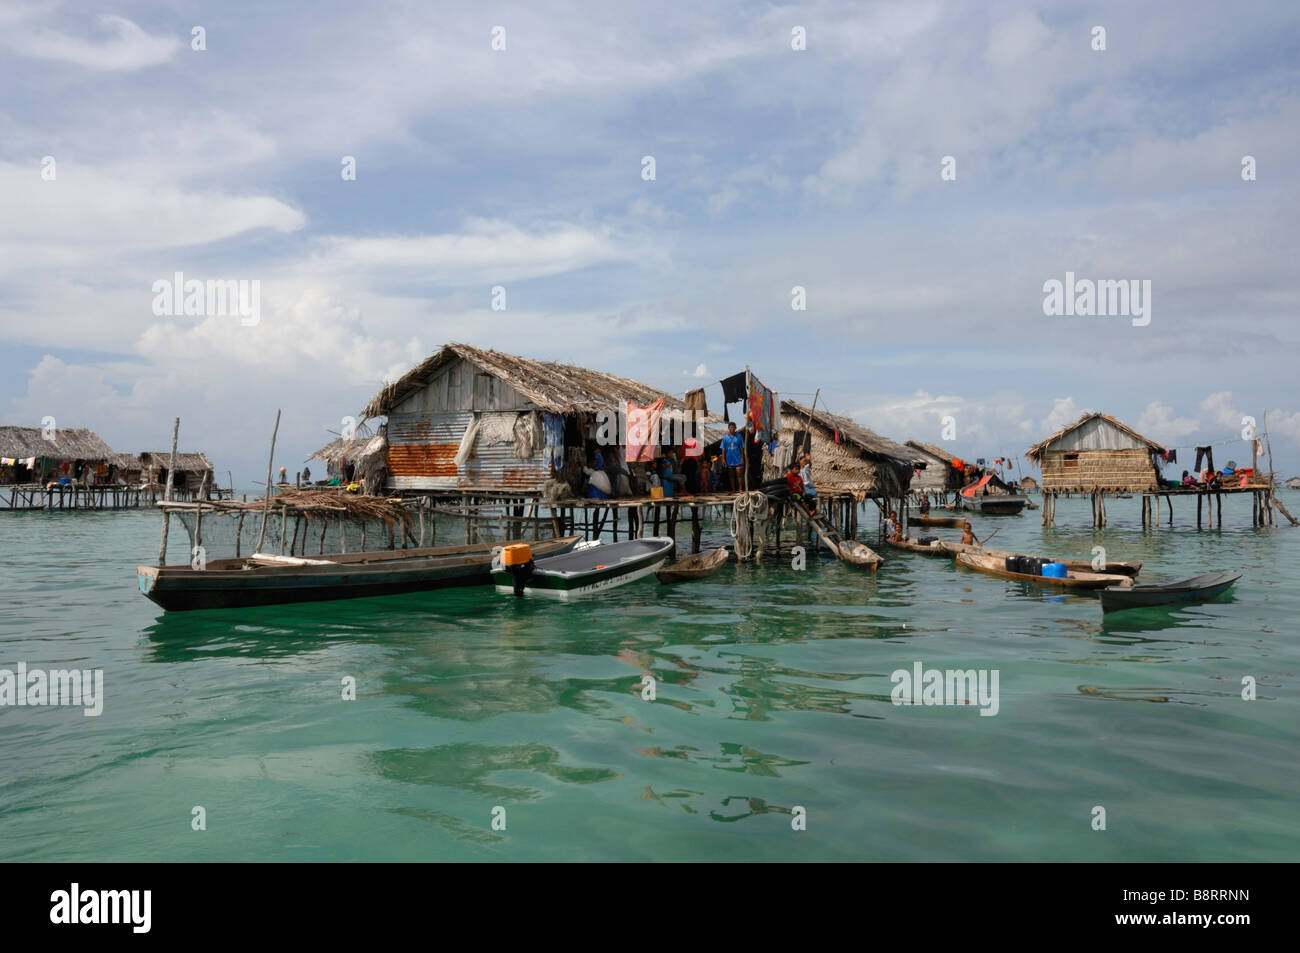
[1100,571,1241,614]
[959,496,1028,515]
[955,552,1133,590]
[494,537,674,599]
[138,537,581,611]
[655,547,729,583]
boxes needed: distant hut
[1025,413,1166,526]
[776,401,923,509]
[1019,475,1039,492]
[361,343,704,495]
[308,426,389,490]
[1285,476,1300,490]
[0,425,115,485]
[138,451,215,496]
[905,439,964,498]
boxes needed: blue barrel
[1041,562,1067,578]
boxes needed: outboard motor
[501,543,535,597]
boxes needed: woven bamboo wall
[1039,449,1159,492]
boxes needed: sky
[1,0,1297,486]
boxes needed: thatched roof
[362,343,712,419]
[905,439,956,466]
[1026,413,1165,461]
[782,401,923,468]
[0,426,114,460]
[139,451,214,471]
[309,433,387,466]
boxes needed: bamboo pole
[254,410,281,554]
[157,417,179,565]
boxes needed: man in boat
[720,422,743,492]
[919,496,931,516]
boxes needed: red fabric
[786,471,804,494]
[962,474,993,498]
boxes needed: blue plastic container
[1041,562,1067,578]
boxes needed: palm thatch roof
[309,433,387,466]
[783,401,923,468]
[1026,413,1165,461]
[362,343,712,419]
[139,451,214,471]
[905,439,956,465]
[0,426,114,460]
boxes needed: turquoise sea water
[1,494,1297,862]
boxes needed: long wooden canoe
[955,551,1134,589]
[138,536,582,611]
[656,547,729,583]
[884,538,951,557]
[935,541,1142,578]
[913,515,963,528]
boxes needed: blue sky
[1,0,1297,485]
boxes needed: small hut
[905,439,964,498]
[775,401,922,508]
[1019,475,1039,492]
[0,425,115,484]
[361,343,707,495]
[1026,413,1166,526]
[138,451,215,495]
[308,426,389,490]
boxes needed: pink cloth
[626,398,665,462]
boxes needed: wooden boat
[138,536,582,611]
[913,515,963,528]
[656,547,729,583]
[494,537,674,599]
[935,541,1142,578]
[884,537,950,557]
[837,540,883,570]
[1100,571,1241,614]
[959,494,1028,515]
[786,498,882,570]
[955,551,1134,589]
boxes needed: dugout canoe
[955,551,1134,589]
[1099,571,1241,614]
[935,541,1142,578]
[884,538,951,557]
[913,515,963,528]
[655,547,729,583]
[138,536,582,611]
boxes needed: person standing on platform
[720,423,744,492]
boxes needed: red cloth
[786,471,804,494]
[625,398,665,462]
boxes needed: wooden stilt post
[254,410,281,554]
[157,417,180,565]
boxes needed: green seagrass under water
[0,495,1297,861]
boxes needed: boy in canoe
[961,521,980,545]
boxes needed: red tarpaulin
[962,474,993,498]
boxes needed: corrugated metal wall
[386,410,549,493]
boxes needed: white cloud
[4,14,178,71]
[1136,401,1200,442]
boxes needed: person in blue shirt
[720,422,744,492]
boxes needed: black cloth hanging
[720,372,747,404]
[1193,446,1213,474]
